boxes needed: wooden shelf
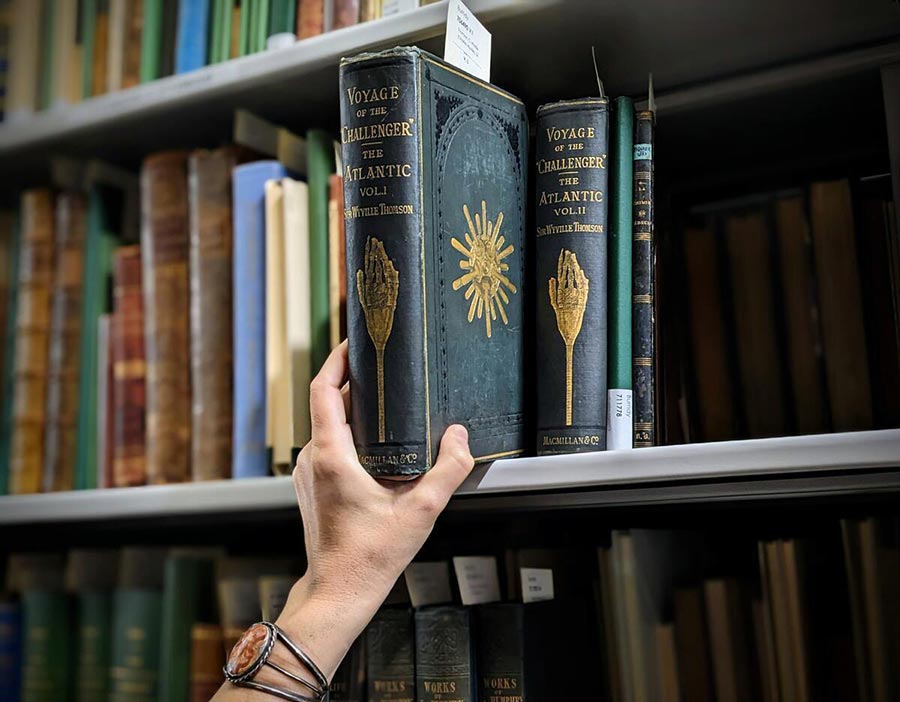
[1,430,897,525]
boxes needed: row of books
[0,110,345,494]
[675,175,900,444]
[3,515,898,701]
[0,0,432,122]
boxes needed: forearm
[211,575,387,701]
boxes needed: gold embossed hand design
[549,249,589,426]
[356,237,399,443]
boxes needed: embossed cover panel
[422,56,528,463]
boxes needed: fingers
[310,341,351,436]
[412,425,475,511]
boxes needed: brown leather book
[809,179,873,431]
[190,623,226,702]
[121,0,145,89]
[673,587,714,702]
[297,0,324,38]
[9,190,56,495]
[141,151,192,484]
[112,246,147,486]
[42,192,87,493]
[332,0,360,29]
[92,0,111,95]
[774,196,829,435]
[189,147,237,481]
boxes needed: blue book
[233,161,287,479]
[174,0,211,74]
[0,599,21,702]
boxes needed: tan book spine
[92,2,110,95]
[656,623,681,702]
[190,623,226,702]
[141,151,192,484]
[297,0,324,38]
[121,0,145,89]
[230,4,241,59]
[42,192,87,492]
[106,0,126,91]
[112,245,146,486]
[9,189,55,494]
[188,147,237,481]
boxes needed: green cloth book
[306,128,335,376]
[208,0,222,63]
[0,215,21,496]
[74,185,121,490]
[108,590,163,702]
[140,0,163,82]
[21,591,73,702]
[80,0,97,96]
[239,0,253,55]
[158,555,216,702]
[218,0,234,61]
[607,96,634,450]
[255,0,270,52]
[268,0,295,38]
[74,592,113,702]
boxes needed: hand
[280,341,473,677]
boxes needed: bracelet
[224,621,330,702]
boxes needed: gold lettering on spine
[451,200,518,339]
[357,237,399,442]
[549,250,589,425]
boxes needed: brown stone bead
[226,623,271,677]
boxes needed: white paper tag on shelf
[405,561,453,608]
[520,568,554,603]
[381,0,418,17]
[453,556,501,605]
[443,0,492,82]
[607,389,634,450]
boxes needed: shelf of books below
[0,428,898,524]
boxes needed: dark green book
[366,608,414,702]
[141,0,164,82]
[534,97,609,455]
[254,0,270,52]
[267,0,295,39]
[159,0,180,77]
[415,606,475,702]
[20,591,73,702]
[158,553,216,702]
[239,0,253,55]
[339,47,528,476]
[0,214,21,496]
[108,548,166,702]
[607,96,634,450]
[307,128,335,378]
[80,0,96,97]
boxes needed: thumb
[415,424,475,505]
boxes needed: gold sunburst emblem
[450,200,517,339]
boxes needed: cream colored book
[282,178,312,450]
[265,180,293,473]
[7,0,41,120]
[106,0,127,92]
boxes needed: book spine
[9,189,55,495]
[91,0,110,95]
[21,590,72,702]
[106,0,125,91]
[297,0,323,37]
[189,624,225,702]
[189,148,236,480]
[339,52,429,477]
[175,0,210,73]
[267,0,295,36]
[608,96,634,450]
[74,592,113,702]
[534,98,609,454]
[0,214,21,496]
[307,128,335,375]
[43,192,87,492]
[109,589,163,702]
[37,0,55,110]
[332,0,359,29]
[121,0,145,88]
[7,0,41,119]
[366,608,414,702]
[96,313,115,488]
[415,606,474,702]
[139,0,161,82]
[331,636,365,702]
[632,109,655,447]
[112,245,146,486]
[159,0,179,76]
[140,151,192,483]
[0,600,22,702]
[475,604,524,702]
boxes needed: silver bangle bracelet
[223,621,330,702]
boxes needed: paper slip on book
[339,47,528,478]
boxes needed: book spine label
[140,152,192,483]
[10,190,55,494]
[366,609,414,702]
[43,193,87,492]
[74,592,113,702]
[632,110,655,447]
[534,99,610,454]
[189,149,235,480]
[340,54,429,477]
[112,246,147,487]
[415,607,474,702]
